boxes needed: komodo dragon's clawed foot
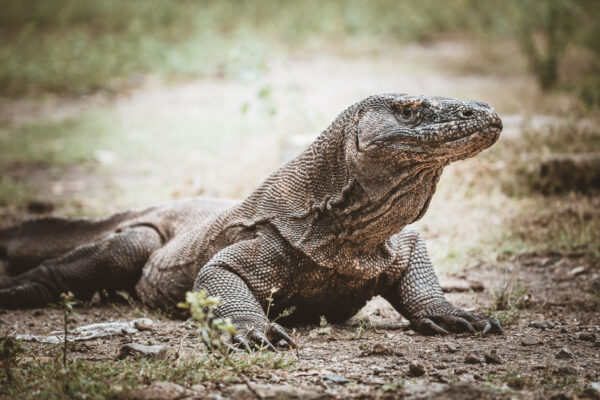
[229,322,297,352]
[410,302,503,335]
[0,276,58,309]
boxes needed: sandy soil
[2,251,598,399]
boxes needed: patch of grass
[0,0,550,96]
[501,195,600,259]
[485,277,529,326]
[1,351,294,399]
[0,176,30,207]
[0,113,114,167]
[502,367,532,390]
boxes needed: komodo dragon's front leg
[384,230,503,334]
[0,226,162,308]
[193,232,297,351]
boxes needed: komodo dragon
[0,93,503,350]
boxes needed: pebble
[578,332,596,342]
[454,368,468,375]
[409,361,426,377]
[530,321,547,330]
[521,336,542,346]
[556,366,578,376]
[484,350,503,364]
[118,343,168,359]
[133,318,154,331]
[323,374,350,384]
[556,347,573,359]
[444,342,458,353]
[465,354,483,364]
[372,366,385,375]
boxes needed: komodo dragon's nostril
[461,109,473,117]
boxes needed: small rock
[567,266,587,277]
[120,381,193,400]
[578,332,596,342]
[323,374,350,384]
[118,343,167,359]
[132,318,153,331]
[484,350,503,364]
[530,321,547,330]
[454,368,468,375]
[27,200,54,214]
[465,354,483,364]
[556,347,573,359]
[408,361,426,377]
[561,327,568,333]
[372,366,385,375]
[589,382,600,396]
[225,383,319,399]
[444,342,459,353]
[556,366,578,376]
[33,310,43,316]
[521,336,542,346]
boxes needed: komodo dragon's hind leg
[0,226,162,309]
[0,212,136,276]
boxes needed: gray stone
[484,350,503,364]
[465,354,483,364]
[120,381,193,400]
[409,361,426,377]
[556,347,573,359]
[578,332,596,342]
[225,383,324,399]
[118,343,168,359]
[444,342,459,353]
[323,374,350,384]
[521,336,542,346]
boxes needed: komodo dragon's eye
[401,107,413,119]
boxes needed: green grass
[0,113,115,167]
[1,351,295,399]
[0,0,526,96]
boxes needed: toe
[268,323,297,349]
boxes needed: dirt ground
[1,40,599,399]
[1,251,599,399]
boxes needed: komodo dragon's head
[343,93,503,201]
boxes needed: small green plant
[50,292,79,368]
[380,380,405,392]
[179,291,261,399]
[503,367,531,390]
[354,319,373,340]
[0,336,22,387]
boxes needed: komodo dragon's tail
[0,211,139,276]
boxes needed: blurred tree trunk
[516,0,576,90]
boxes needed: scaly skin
[0,94,504,350]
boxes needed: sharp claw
[248,330,278,352]
[269,323,298,349]
[224,341,244,353]
[455,317,476,334]
[232,334,252,352]
[422,318,450,335]
[481,321,491,334]
[490,317,504,334]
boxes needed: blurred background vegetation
[0,0,598,105]
[0,0,598,266]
